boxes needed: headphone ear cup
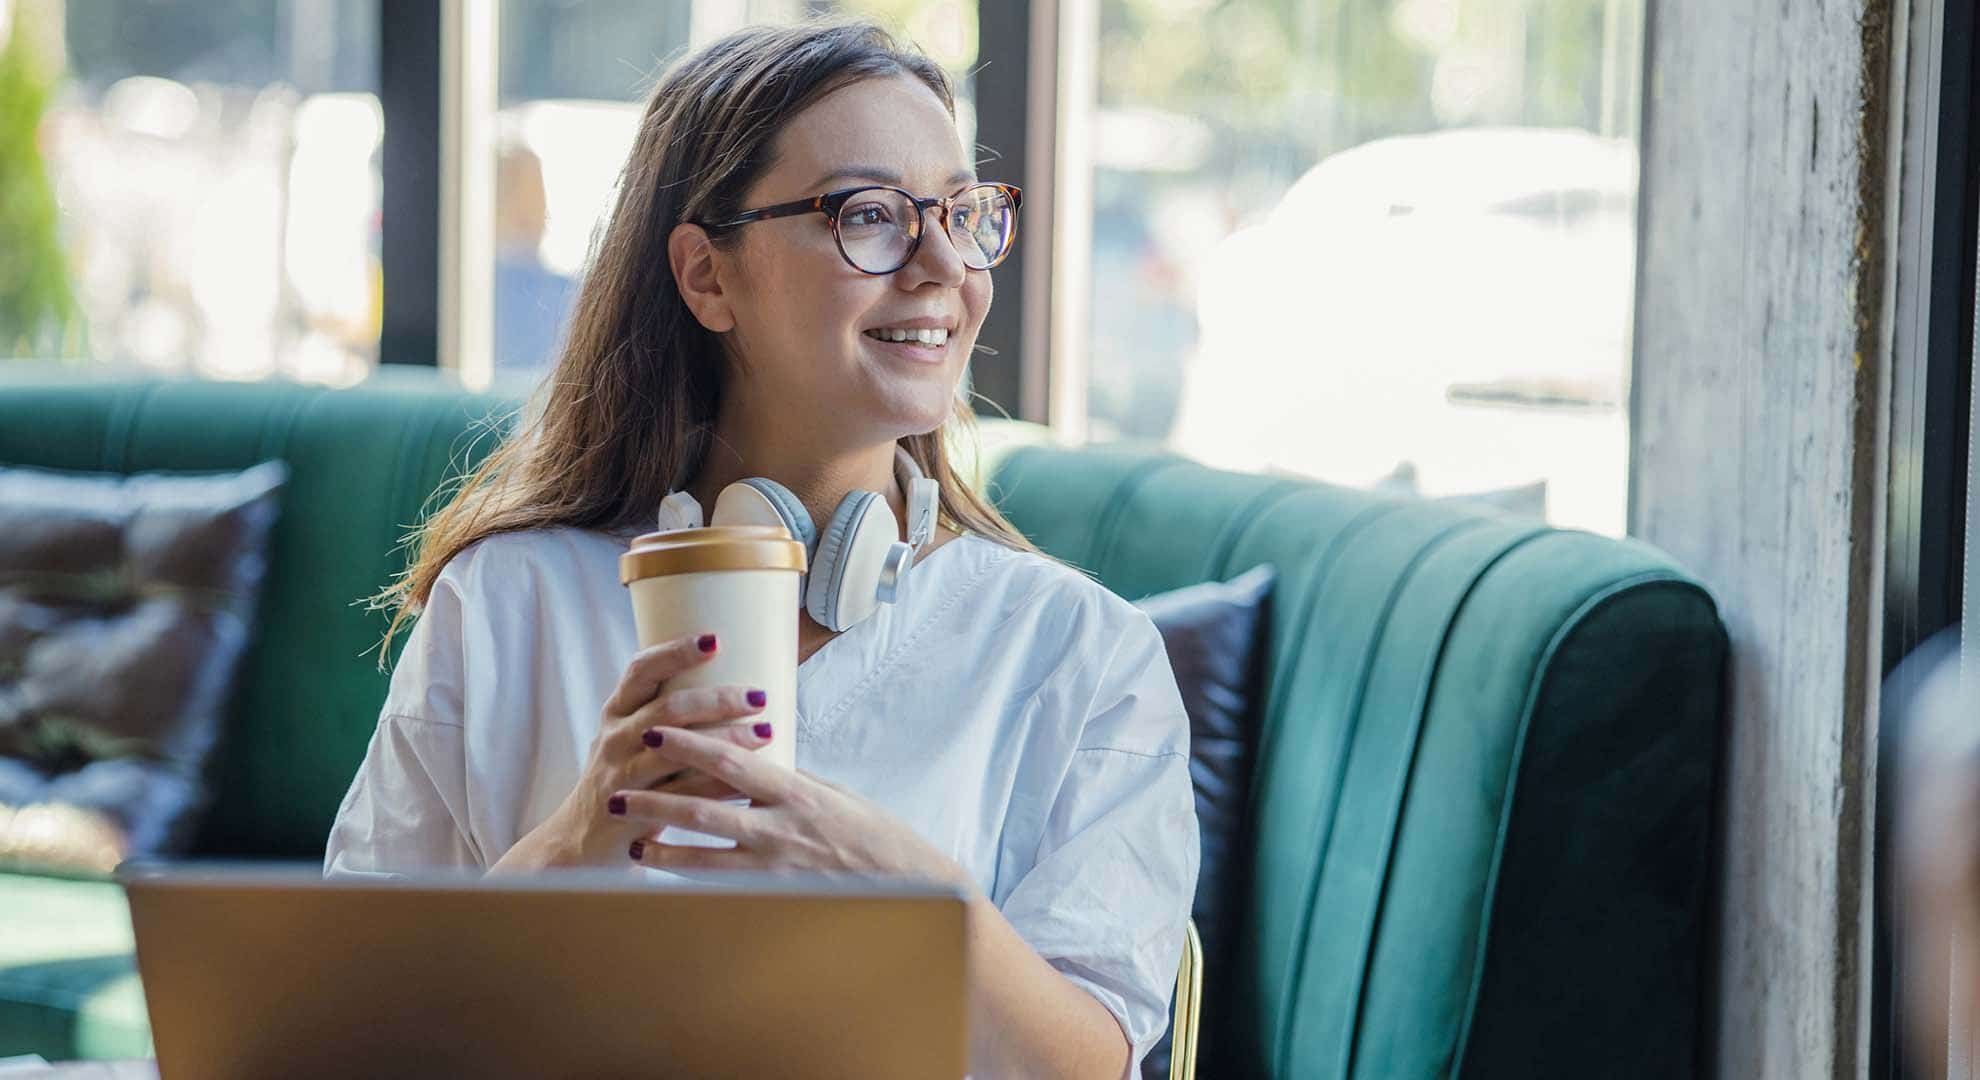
[806,492,867,631]
[712,479,819,597]
[807,490,903,632]
[714,478,815,549]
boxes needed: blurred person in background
[493,138,573,373]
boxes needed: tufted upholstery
[988,443,1726,1078]
[0,367,1726,1075]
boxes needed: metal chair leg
[1169,919,1203,1080]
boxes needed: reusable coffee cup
[619,525,807,772]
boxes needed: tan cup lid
[619,525,808,585]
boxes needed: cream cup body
[625,569,798,772]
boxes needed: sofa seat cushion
[0,871,149,1060]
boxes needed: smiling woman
[659,71,1005,457]
[335,18,1198,1080]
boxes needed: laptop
[119,864,968,1079]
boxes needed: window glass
[20,0,381,383]
[1081,0,1643,534]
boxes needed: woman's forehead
[762,75,970,196]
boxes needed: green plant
[0,5,82,359]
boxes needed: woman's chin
[849,360,962,422]
[866,389,960,436]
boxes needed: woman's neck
[684,438,910,543]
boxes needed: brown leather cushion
[1135,563,1276,1077]
[0,461,285,874]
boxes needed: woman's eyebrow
[808,166,980,191]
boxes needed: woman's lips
[863,335,949,364]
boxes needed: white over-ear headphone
[653,445,941,632]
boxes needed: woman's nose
[899,205,968,288]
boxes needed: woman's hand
[613,726,1129,1077]
[610,723,966,887]
[487,631,772,874]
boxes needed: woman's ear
[668,222,736,333]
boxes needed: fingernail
[643,728,664,748]
[607,795,627,816]
[629,840,645,861]
[747,689,767,708]
[698,634,718,653]
[753,722,773,740]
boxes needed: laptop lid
[120,864,968,1079]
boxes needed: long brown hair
[369,18,1059,664]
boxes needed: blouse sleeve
[998,607,1201,1076]
[323,570,484,876]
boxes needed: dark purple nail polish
[747,689,767,708]
[629,840,645,861]
[642,728,664,748]
[754,722,773,740]
[697,634,718,653]
[607,795,627,816]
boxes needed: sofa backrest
[0,366,514,857]
[987,443,1726,1079]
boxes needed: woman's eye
[845,204,892,227]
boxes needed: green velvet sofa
[0,366,1727,1076]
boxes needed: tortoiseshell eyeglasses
[701,182,1023,275]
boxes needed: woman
[326,19,1198,1079]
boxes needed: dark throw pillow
[1135,563,1276,1078]
[0,461,286,875]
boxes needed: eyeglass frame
[698,182,1024,275]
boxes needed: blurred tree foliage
[0,3,81,359]
[1099,0,1624,155]
[834,0,979,72]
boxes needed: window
[1071,0,1644,534]
[23,0,381,383]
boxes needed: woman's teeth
[866,327,949,346]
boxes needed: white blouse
[323,525,1201,1071]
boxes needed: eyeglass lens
[835,185,1015,274]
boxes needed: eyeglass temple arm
[703,195,831,232]
[710,186,1017,232]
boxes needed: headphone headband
[656,489,703,532]
[894,445,939,550]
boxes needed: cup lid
[619,525,807,585]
